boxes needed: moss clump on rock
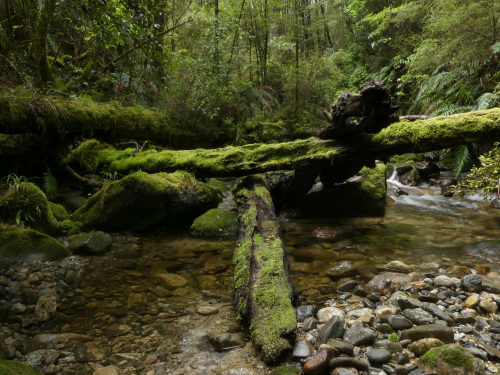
[419,344,485,375]
[68,231,113,255]
[48,202,68,221]
[0,182,60,234]
[72,171,220,231]
[190,208,238,239]
[0,228,70,263]
[0,360,41,375]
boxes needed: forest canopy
[0,0,498,145]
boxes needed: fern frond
[452,145,474,177]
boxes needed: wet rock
[383,261,414,274]
[326,261,359,281]
[93,365,120,375]
[343,324,376,346]
[408,338,444,356]
[317,307,345,323]
[367,273,412,295]
[461,274,482,293]
[154,272,187,289]
[373,339,403,354]
[329,356,370,371]
[204,256,229,274]
[313,227,344,241]
[338,280,358,293]
[397,297,424,310]
[445,266,472,278]
[297,305,315,322]
[34,294,57,322]
[68,231,113,255]
[196,303,222,315]
[292,339,315,360]
[479,298,498,314]
[402,308,434,325]
[366,348,391,365]
[303,349,332,375]
[207,332,245,351]
[400,324,454,343]
[326,339,354,356]
[303,317,319,331]
[347,308,374,322]
[387,315,413,330]
[490,198,500,209]
[317,316,346,344]
[433,275,460,288]
[85,342,106,361]
[375,305,398,321]
[464,294,480,309]
[465,346,488,361]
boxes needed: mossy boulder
[419,344,485,375]
[297,163,387,217]
[0,182,60,234]
[190,208,238,239]
[0,360,41,375]
[0,228,70,263]
[68,231,113,255]
[72,171,220,231]
[48,202,69,221]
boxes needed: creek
[19,176,500,374]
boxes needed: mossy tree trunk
[233,176,297,364]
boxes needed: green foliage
[389,332,399,342]
[452,142,500,197]
[43,168,58,198]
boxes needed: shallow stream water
[33,179,500,374]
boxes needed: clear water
[34,178,500,374]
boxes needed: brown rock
[303,349,333,375]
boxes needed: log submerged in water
[233,176,296,364]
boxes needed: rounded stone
[366,348,391,365]
[317,307,345,323]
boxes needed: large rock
[343,324,376,346]
[317,316,346,344]
[400,324,454,343]
[0,360,41,375]
[73,171,220,231]
[190,208,238,239]
[419,344,485,375]
[366,272,413,295]
[68,231,113,255]
[326,261,359,280]
[0,228,70,264]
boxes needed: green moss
[48,202,68,221]
[373,108,500,153]
[0,228,70,263]
[72,171,220,231]
[389,153,426,164]
[419,344,483,374]
[190,208,238,239]
[207,178,229,193]
[0,360,41,375]
[0,182,59,234]
[59,219,83,235]
[389,332,399,342]
[63,138,339,177]
[358,163,387,200]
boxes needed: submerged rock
[68,231,113,255]
[366,272,413,295]
[73,171,220,231]
[0,228,70,263]
[190,208,238,239]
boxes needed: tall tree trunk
[31,0,56,83]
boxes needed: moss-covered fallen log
[61,108,500,180]
[233,176,296,364]
[64,138,343,178]
[372,108,500,155]
[0,92,194,146]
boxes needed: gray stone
[402,308,434,325]
[318,316,346,344]
[423,303,454,325]
[465,346,488,361]
[68,231,113,255]
[383,261,414,274]
[373,339,403,354]
[292,339,314,359]
[327,261,359,281]
[366,273,412,295]
[367,348,391,365]
[338,280,358,293]
[326,338,354,356]
[303,317,319,331]
[461,274,482,293]
[433,275,460,288]
[207,332,245,351]
[331,368,359,375]
[317,307,345,323]
[35,294,57,322]
[387,315,413,330]
[479,298,498,314]
[344,324,377,346]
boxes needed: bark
[233,176,296,363]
